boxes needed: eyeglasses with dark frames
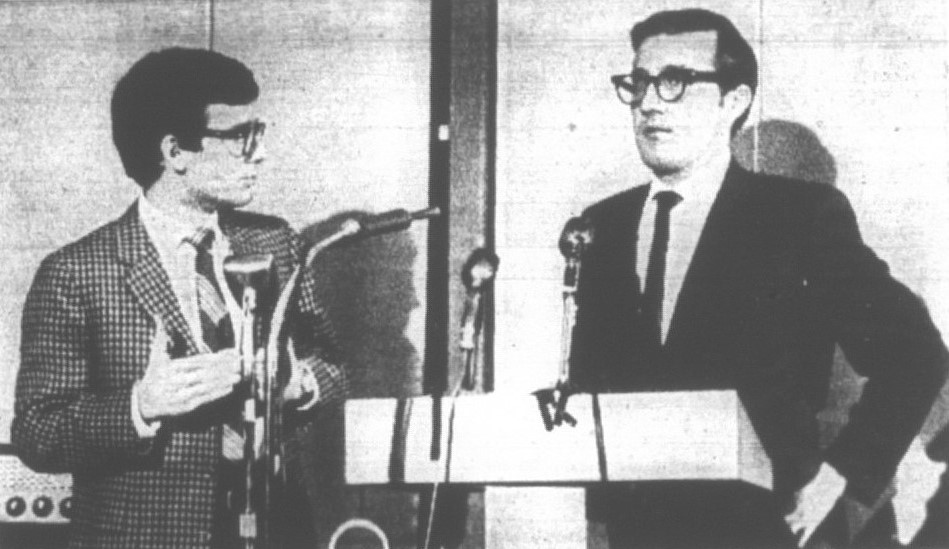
[202,119,267,159]
[611,67,725,106]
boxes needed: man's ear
[159,134,188,175]
[724,84,753,121]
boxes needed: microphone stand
[536,217,593,430]
[224,254,275,549]
[222,206,440,549]
[422,248,499,549]
[459,249,499,391]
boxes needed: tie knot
[185,227,215,251]
[654,190,682,212]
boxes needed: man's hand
[138,324,241,421]
[281,336,319,408]
[893,437,945,544]
[784,462,847,547]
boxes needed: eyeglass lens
[622,70,686,104]
[242,121,266,158]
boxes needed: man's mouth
[642,125,673,138]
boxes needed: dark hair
[111,48,259,188]
[630,9,757,133]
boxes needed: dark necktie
[641,190,682,348]
[186,228,234,353]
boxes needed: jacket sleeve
[285,228,350,408]
[13,254,155,474]
[811,189,949,504]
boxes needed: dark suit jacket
[13,203,348,549]
[572,163,948,504]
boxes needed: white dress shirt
[635,149,732,342]
[138,194,242,336]
[131,195,241,437]
[131,195,320,437]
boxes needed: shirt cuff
[131,381,162,438]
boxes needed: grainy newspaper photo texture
[1,1,947,549]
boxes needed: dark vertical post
[419,1,498,548]
[420,4,453,545]
[446,0,498,394]
[424,0,452,397]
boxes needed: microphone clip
[534,380,577,432]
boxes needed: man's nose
[247,140,267,164]
[638,81,664,111]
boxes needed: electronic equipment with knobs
[0,448,71,525]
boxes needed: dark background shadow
[733,120,949,547]
[294,211,423,548]
[733,118,837,186]
[735,119,949,548]
[303,211,422,398]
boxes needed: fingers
[168,351,241,378]
[143,372,237,418]
[149,316,171,364]
[784,505,815,547]
[139,347,243,419]
[175,377,238,407]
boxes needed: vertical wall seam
[206,0,216,51]
[754,0,764,172]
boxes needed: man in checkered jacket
[12,48,349,548]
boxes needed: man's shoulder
[43,208,134,266]
[30,208,137,290]
[582,184,649,221]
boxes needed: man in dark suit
[13,48,348,548]
[570,9,948,549]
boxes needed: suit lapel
[612,184,650,291]
[665,163,751,349]
[115,203,201,356]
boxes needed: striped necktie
[185,227,234,353]
[185,228,243,465]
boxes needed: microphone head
[223,253,275,289]
[461,248,500,291]
[339,218,362,237]
[559,216,594,259]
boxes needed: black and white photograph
[0,1,947,548]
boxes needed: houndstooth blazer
[13,202,348,549]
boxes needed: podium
[344,390,771,547]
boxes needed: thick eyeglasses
[611,68,723,106]
[202,119,266,159]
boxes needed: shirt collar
[138,192,223,252]
[647,146,732,205]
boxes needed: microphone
[223,254,274,383]
[559,216,594,260]
[224,254,275,292]
[304,205,442,268]
[559,216,593,290]
[539,216,595,429]
[461,248,500,294]
[356,206,441,239]
[460,248,499,390]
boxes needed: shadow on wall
[293,211,423,548]
[303,211,422,398]
[733,118,837,187]
[734,119,863,450]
